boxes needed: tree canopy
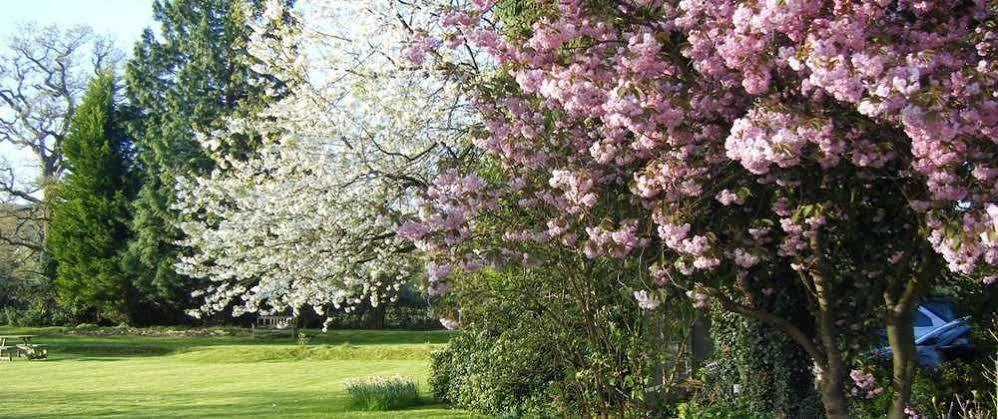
[123,0,294,320]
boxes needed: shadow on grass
[0,329,454,362]
[5,390,469,418]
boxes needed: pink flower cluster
[778,215,825,258]
[715,189,745,206]
[402,33,439,66]
[439,317,460,330]
[849,369,884,400]
[653,215,722,274]
[549,170,598,213]
[583,219,647,259]
[400,0,998,301]
[398,170,496,296]
[633,290,661,310]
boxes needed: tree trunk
[885,309,916,419]
[690,310,712,372]
[818,373,850,419]
[815,313,850,419]
[811,255,850,419]
[365,304,386,329]
[883,258,931,419]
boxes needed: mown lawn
[0,327,472,418]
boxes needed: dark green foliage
[319,305,440,331]
[123,0,294,321]
[495,0,550,38]
[703,289,823,418]
[315,286,440,330]
[429,319,561,417]
[47,72,134,322]
[676,400,775,419]
[428,266,687,417]
[0,278,82,326]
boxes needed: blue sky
[1,0,157,184]
[1,0,156,46]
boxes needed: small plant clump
[344,375,421,411]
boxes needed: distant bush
[1,280,82,327]
[320,306,440,330]
[344,376,421,411]
[297,331,311,346]
[307,286,441,330]
[65,325,240,337]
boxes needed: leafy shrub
[344,376,421,411]
[676,400,773,419]
[4,304,75,327]
[0,278,82,327]
[1,306,17,325]
[428,265,689,417]
[430,326,560,417]
[429,348,453,402]
[428,271,565,417]
[704,300,823,418]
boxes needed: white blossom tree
[175,0,475,321]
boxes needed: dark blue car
[873,300,973,368]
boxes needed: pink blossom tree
[401,0,997,417]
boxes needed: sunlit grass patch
[0,327,468,418]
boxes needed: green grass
[0,327,473,418]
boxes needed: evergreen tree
[47,72,134,322]
[123,0,294,323]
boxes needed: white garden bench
[252,315,297,338]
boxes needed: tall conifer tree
[48,72,134,322]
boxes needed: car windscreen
[921,301,957,322]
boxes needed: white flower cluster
[175,0,475,321]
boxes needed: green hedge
[430,323,561,417]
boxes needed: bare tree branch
[0,23,122,260]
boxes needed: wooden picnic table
[0,335,44,361]
[0,335,36,346]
